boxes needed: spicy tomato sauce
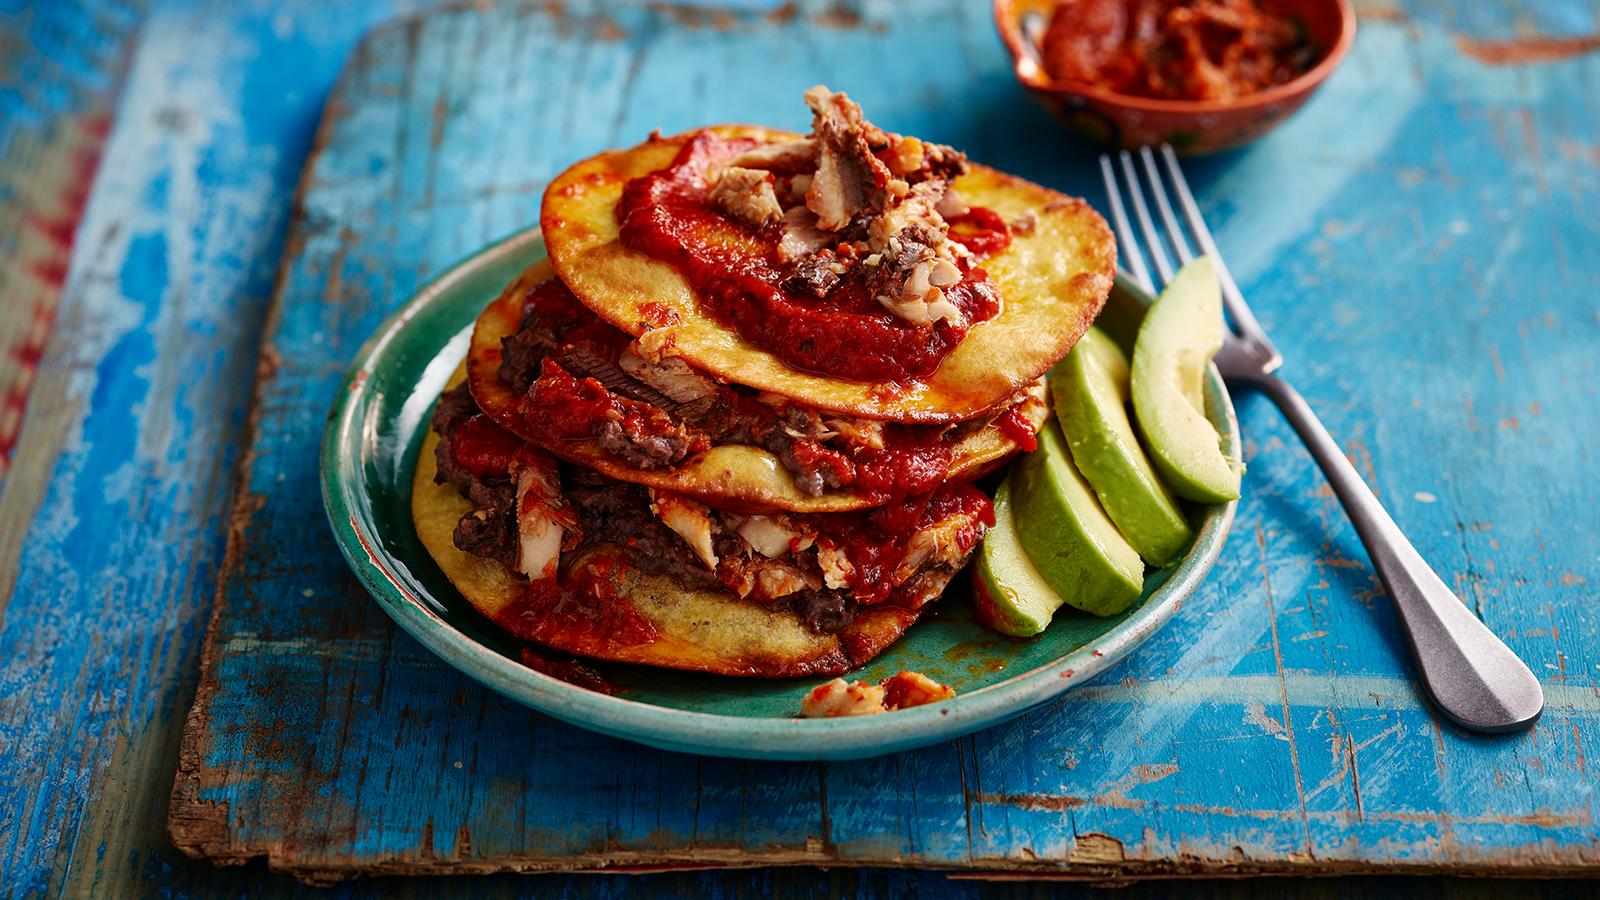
[817,483,995,604]
[1040,0,1314,102]
[518,358,702,469]
[496,267,1006,504]
[615,132,1006,384]
[994,407,1039,453]
[516,553,661,653]
[850,427,955,502]
[449,413,524,477]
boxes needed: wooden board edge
[258,851,1600,886]
[160,0,1600,880]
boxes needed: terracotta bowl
[994,0,1356,154]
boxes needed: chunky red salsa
[818,483,995,604]
[499,274,1037,504]
[1040,0,1314,102]
[524,358,700,452]
[616,132,1007,384]
[520,346,956,503]
[516,553,661,654]
[850,428,955,502]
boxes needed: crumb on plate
[799,670,956,717]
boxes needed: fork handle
[1245,374,1544,733]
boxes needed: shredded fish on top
[713,85,977,328]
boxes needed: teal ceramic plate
[322,228,1239,760]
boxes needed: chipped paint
[1457,33,1600,66]
[1244,698,1290,740]
[8,0,1600,890]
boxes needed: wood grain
[163,0,1600,882]
[2,0,1598,893]
[0,1,439,895]
[0,2,139,484]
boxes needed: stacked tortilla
[412,87,1115,677]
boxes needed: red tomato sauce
[517,554,660,654]
[850,427,956,502]
[995,407,1039,452]
[500,276,1008,503]
[817,483,995,604]
[517,646,622,695]
[521,275,593,327]
[615,131,1006,384]
[450,413,524,477]
[521,358,697,450]
[947,207,1013,257]
[1039,0,1315,102]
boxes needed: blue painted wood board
[163,0,1600,878]
[2,0,1599,892]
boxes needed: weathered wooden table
[4,0,1599,895]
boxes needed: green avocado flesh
[1131,256,1242,503]
[973,479,1069,637]
[1051,327,1194,566]
[1007,421,1145,620]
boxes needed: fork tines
[1099,144,1267,341]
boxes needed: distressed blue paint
[0,0,434,895]
[0,2,135,133]
[174,0,1600,878]
[2,0,1599,895]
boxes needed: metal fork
[1102,145,1543,734]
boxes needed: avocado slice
[1010,421,1145,619]
[1131,256,1242,503]
[973,478,1070,636]
[1052,327,1194,567]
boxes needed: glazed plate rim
[320,226,1239,760]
